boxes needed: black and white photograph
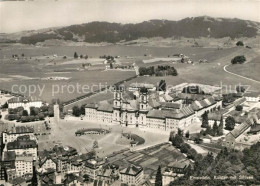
[0,0,259,185]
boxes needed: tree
[80,105,85,115]
[22,110,29,116]
[187,148,198,160]
[185,131,190,138]
[236,86,246,93]
[235,105,243,111]
[212,121,218,136]
[231,55,246,64]
[177,128,183,137]
[74,52,78,59]
[169,131,175,142]
[180,143,191,153]
[72,106,81,117]
[217,115,224,136]
[2,102,8,109]
[31,165,38,186]
[38,113,45,120]
[236,41,244,46]
[85,55,88,59]
[172,134,183,147]
[225,116,236,131]
[155,165,162,186]
[201,111,209,128]
[30,107,37,116]
[80,54,83,58]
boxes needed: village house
[39,156,57,172]
[4,135,38,160]
[119,164,144,185]
[243,92,259,102]
[2,126,35,144]
[14,155,33,178]
[162,159,191,185]
[84,158,105,179]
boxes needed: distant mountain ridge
[3,16,260,44]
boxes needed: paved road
[223,64,260,84]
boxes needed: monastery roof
[147,106,194,120]
[161,94,174,102]
[170,93,210,101]
[97,100,113,112]
[159,102,181,109]
[85,103,98,109]
[148,98,161,108]
[191,97,216,111]
[122,99,139,111]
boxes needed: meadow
[226,56,260,82]
[0,44,259,104]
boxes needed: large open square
[37,116,170,157]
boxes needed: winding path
[223,64,260,84]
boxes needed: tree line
[139,65,178,76]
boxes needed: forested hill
[6,16,260,44]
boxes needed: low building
[129,83,156,92]
[119,164,144,185]
[225,109,260,148]
[2,126,35,144]
[8,97,43,114]
[97,164,119,184]
[4,135,38,160]
[163,159,191,185]
[63,174,84,186]
[244,92,259,102]
[39,157,57,172]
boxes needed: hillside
[1,16,260,44]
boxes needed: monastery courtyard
[38,116,173,157]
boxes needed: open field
[0,62,135,103]
[0,44,259,105]
[226,55,260,82]
[125,47,260,92]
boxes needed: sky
[0,0,260,33]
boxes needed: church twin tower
[113,88,148,126]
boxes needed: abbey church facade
[85,86,222,133]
